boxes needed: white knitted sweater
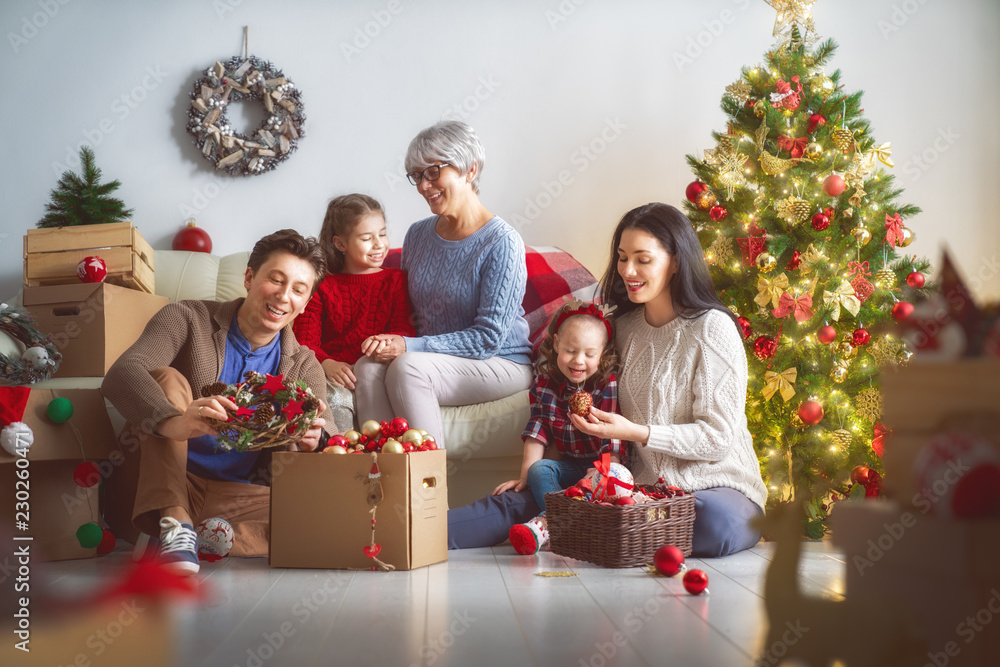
[616,307,767,509]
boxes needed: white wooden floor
[40,541,846,667]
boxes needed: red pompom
[737,317,752,340]
[823,174,846,197]
[798,400,824,425]
[851,328,871,347]
[891,301,915,322]
[816,325,837,344]
[685,181,707,203]
[753,335,777,359]
[709,205,728,222]
[653,545,685,577]
[76,256,108,283]
[906,272,925,288]
[73,461,101,488]
[683,569,709,595]
[97,528,116,555]
[811,213,830,231]
[173,220,213,253]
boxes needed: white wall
[3,0,999,301]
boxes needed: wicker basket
[546,491,696,568]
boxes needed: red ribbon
[772,292,814,323]
[777,135,808,159]
[591,452,634,502]
[872,423,891,458]
[847,261,871,279]
[885,213,905,246]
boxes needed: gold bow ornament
[822,282,862,321]
[755,273,789,309]
[762,367,797,402]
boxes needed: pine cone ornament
[302,399,319,413]
[831,429,852,448]
[568,391,593,416]
[254,403,275,425]
[776,197,811,224]
[201,381,228,398]
[832,128,855,151]
[875,268,896,288]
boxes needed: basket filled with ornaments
[321,418,439,454]
[200,371,322,451]
[545,453,696,568]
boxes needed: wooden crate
[24,221,155,293]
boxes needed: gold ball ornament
[805,142,823,159]
[417,429,428,436]
[344,429,361,446]
[361,420,382,438]
[897,345,914,365]
[382,439,406,454]
[694,189,717,211]
[755,252,778,273]
[851,225,872,246]
[791,414,806,429]
[831,363,849,383]
[324,445,348,454]
[832,128,855,151]
[810,76,834,100]
[898,227,914,247]
[401,429,424,446]
[831,429,852,448]
[835,338,856,358]
[754,99,767,117]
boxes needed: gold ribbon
[871,142,893,168]
[823,282,862,321]
[755,273,788,309]
[762,367,797,402]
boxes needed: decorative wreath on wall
[185,55,306,176]
[0,303,62,385]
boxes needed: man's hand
[156,395,238,441]
[492,478,528,495]
[294,399,329,452]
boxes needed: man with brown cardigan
[102,230,333,574]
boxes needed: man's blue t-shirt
[187,315,282,483]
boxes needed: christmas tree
[683,0,932,536]
[37,146,133,228]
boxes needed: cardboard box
[881,361,1000,504]
[0,388,118,561]
[269,450,448,570]
[23,282,168,378]
[831,502,1000,667]
[24,221,156,293]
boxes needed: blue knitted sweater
[401,216,532,364]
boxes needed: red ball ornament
[823,174,847,197]
[906,271,925,288]
[97,528,116,555]
[73,461,101,488]
[798,401,824,426]
[851,465,872,485]
[753,335,777,360]
[615,496,637,506]
[685,181,708,203]
[811,213,830,231]
[817,325,837,344]
[709,205,728,222]
[891,301,915,323]
[737,316,752,340]
[76,256,108,283]
[851,328,871,347]
[653,545,685,577]
[172,219,213,253]
[388,417,409,437]
[683,569,709,595]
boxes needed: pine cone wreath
[253,403,275,425]
[201,381,228,397]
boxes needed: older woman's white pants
[354,352,533,449]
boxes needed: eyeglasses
[406,163,450,186]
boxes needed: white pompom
[21,346,50,368]
[1,422,33,456]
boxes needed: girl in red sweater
[293,194,416,432]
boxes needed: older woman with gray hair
[354,120,533,448]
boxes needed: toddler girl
[493,299,624,555]
[293,194,416,432]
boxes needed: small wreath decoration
[186,55,306,176]
[0,303,62,385]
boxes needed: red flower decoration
[777,135,808,158]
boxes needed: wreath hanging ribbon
[592,452,634,502]
[762,367,797,402]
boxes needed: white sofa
[5,248,599,507]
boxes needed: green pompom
[46,397,74,423]
[76,522,102,549]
